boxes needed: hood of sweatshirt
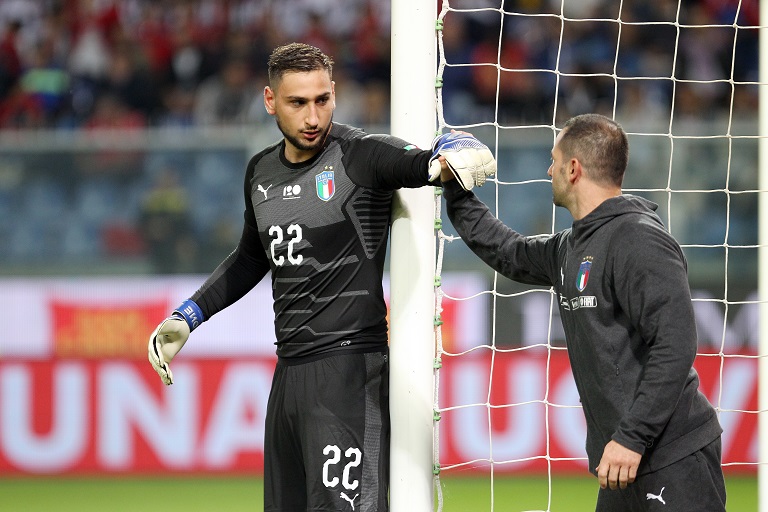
[571,194,662,241]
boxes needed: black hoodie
[444,180,722,475]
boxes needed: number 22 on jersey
[269,224,303,266]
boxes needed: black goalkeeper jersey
[190,123,433,359]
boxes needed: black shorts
[264,349,390,512]
[596,437,726,512]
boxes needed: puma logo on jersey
[646,486,666,505]
[257,184,272,200]
[340,492,359,509]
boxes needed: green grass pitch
[436,474,757,511]
[0,474,756,511]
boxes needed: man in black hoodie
[442,113,725,511]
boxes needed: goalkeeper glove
[148,299,203,385]
[428,132,496,190]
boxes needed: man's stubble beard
[275,114,332,154]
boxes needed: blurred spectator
[67,1,116,82]
[470,31,543,123]
[170,37,204,91]
[156,84,196,128]
[0,79,45,129]
[19,39,69,124]
[79,93,146,175]
[138,167,197,274]
[298,12,336,57]
[193,55,258,125]
[359,80,390,127]
[134,3,175,83]
[102,44,160,122]
[0,18,22,98]
[350,0,389,84]
[84,92,146,131]
[440,12,475,124]
[676,4,733,113]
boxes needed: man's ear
[264,86,276,115]
[569,158,582,184]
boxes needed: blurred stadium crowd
[0,0,758,130]
[0,0,759,277]
[0,0,393,129]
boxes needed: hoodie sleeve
[610,215,698,454]
[443,180,559,286]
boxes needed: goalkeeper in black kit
[442,114,725,512]
[147,42,494,512]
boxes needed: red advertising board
[0,352,757,475]
[436,350,758,475]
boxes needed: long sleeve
[609,217,700,454]
[190,215,271,320]
[342,132,433,190]
[443,180,559,287]
[190,157,271,321]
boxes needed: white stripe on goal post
[389,0,438,510]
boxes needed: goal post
[388,0,438,510]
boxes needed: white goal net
[429,1,764,510]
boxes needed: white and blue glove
[428,132,496,190]
[148,299,203,385]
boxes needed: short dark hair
[559,114,629,187]
[267,43,334,89]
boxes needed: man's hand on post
[427,131,496,190]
